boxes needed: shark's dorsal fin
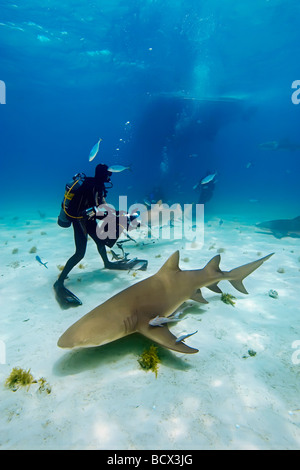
[159,251,180,273]
[204,254,221,273]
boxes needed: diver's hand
[83,207,97,220]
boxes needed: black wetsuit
[198,181,215,204]
[54,173,148,308]
[57,177,111,284]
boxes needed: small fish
[108,165,131,173]
[168,311,181,320]
[116,239,133,246]
[122,233,137,243]
[36,255,48,269]
[110,249,123,261]
[149,315,182,327]
[169,303,192,318]
[175,330,198,343]
[201,173,217,185]
[129,260,146,271]
[89,138,102,162]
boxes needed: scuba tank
[57,173,86,227]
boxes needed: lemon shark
[259,139,300,152]
[138,200,183,228]
[256,216,300,239]
[58,251,273,354]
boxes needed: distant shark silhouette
[256,216,300,239]
[138,200,183,228]
[259,139,300,151]
[58,251,273,354]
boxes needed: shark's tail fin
[227,253,274,294]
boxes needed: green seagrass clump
[138,345,161,378]
[37,377,52,394]
[5,367,51,394]
[242,349,257,359]
[221,293,236,306]
[5,367,36,391]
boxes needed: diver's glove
[84,207,140,228]
[83,206,108,220]
[127,212,140,228]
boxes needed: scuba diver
[198,179,215,204]
[194,171,216,205]
[54,163,147,308]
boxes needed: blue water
[1,0,300,218]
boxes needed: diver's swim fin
[105,258,148,271]
[53,281,82,309]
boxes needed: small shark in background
[256,216,300,239]
[58,250,273,354]
[138,200,183,228]
[259,139,300,151]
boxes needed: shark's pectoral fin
[190,288,208,304]
[139,324,198,354]
[271,231,285,239]
[288,232,300,238]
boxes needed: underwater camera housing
[83,206,140,226]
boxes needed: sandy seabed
[0,209,299,450]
